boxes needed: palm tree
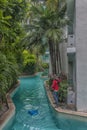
[0,0,28,107]
[23,0,67,75]
[0,52,18,104]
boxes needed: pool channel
[3,74,87,130]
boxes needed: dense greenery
[48,76,68,103]
[41,63,49,76]
[0,0,68,109]
[0,0,47,106]
[22,50,37,74]
[41,63,49,69]
[59,80,68,102]
[0,53,18,103]
[0,0,28,106]
[23,0,68,75]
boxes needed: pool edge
[44,81,87,118]
[0,81,20,130]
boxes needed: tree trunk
[49,41,55,74]
[49,40,62,75]
[0,34,3,43]
[58,46,62,73]
[56,42,59,75]
[53,42,56,74]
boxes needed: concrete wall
[67,0,75,34]
[60,42,68,75]
[76,0,87,111]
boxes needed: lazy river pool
[3,74,87,130]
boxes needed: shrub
[41,63,49,76]
[0,52,19,104]
[24,60,36,75]
[59,80,68,103]
[47,77,68,103]
[22,50,37,75]
[41,63,49,69]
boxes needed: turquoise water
[4,74,87,130]
[8,74,60,130]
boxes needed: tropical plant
[22,50,37,74]
[23,0,68,75]
[0,0,28,106]
[0,52,19,104]
[41,63,49,69]
[48,77,68,103]
[59,80,68,103]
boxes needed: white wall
[60,42,68,75]
[76,0,87,111]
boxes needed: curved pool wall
[3,73,87,130]
[45,83,87,130]
[49,106,87,130]
[4,74,60,130]
[0,81,20,130]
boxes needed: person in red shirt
[51,76,61,107]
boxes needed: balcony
[67,34,76,54]
[67,47,76,54]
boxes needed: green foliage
[48,78,53,88]
[0,0,27,44]
[23,0,68,74]
[41,69,48,76]
[41,63,49,69]
[22,50,37,75]
[24,61,36,75]
[48,77,68,103]
[59,80,68,103]
[0,52,19,103]
[0,0,28,73]
[39,62,49,76]
[0,0,28,108]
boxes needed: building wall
[76,0,87,111]
[67,0,75,34]
[60,42,68,75]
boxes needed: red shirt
[52,79,61,91]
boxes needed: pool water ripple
[4,75,87,130]
[8,75,60,130]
